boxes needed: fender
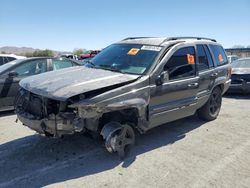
[69,98,148,119]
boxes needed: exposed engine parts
[15,89,85,137]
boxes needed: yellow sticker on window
[127,48,140,55]
[187,54,195,64]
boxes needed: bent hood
[20,66,139,101]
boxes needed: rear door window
[203,45,214,67]
[209,45,228,66]
[197,45,209,71]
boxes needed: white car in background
[0,54,26,66]
[227,55,239,64]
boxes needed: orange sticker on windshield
[127,48,140,55]
[218,54,223,62]
[187,54,195,64]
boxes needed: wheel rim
[110,125,135,158]
[209,89,221,115]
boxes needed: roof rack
[164,37,217,42]
[122,37,155,41]
[122,36,217,46]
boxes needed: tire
[197,87,222,121]
[104,123,135,160]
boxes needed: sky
[0,0,250,51]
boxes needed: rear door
[196,44,216,97]
[149,46,199,128]
[209,44,229,80]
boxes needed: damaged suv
[15,37,231,158]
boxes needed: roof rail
[122,37,155,41]
[164,37,217,42]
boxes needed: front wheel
[104,123,135,159]
[197,87,222,121]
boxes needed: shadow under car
[0,115,206,187]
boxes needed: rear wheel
[197,87,222,121]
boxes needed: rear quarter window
[0,57,4,65]
[7,57,16,62]
[209,45,228,66]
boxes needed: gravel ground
[0,94,249,188]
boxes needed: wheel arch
[99,107,140,132]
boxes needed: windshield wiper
[97,64,124,74]
[87,61,96,67]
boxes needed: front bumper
[17,112,85,137]
[227,80,250,94]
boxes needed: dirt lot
[0,94,250,188]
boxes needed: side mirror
[156,71,169,85]
[8,71,18,78]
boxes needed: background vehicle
[227,57,250,94]
[0,57,80,111]
[60,53,78,60]
[79,50,101,60]
[227,55,239,63]
[0,54,26,66]
[15,37,230,158]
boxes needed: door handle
[188,83,199,88]
[210,73,218,78]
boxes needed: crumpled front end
[15,88,85,137]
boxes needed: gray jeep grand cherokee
[15,37,231,158]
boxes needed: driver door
[149,46,199,128]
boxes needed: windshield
[231,59,250,68]
[86,44,162,75]
[0,59,23,74]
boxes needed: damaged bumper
[17,111,84,137]
[15,88,86,137]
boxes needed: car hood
[20,66,139,101]
[232,68,250,75]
